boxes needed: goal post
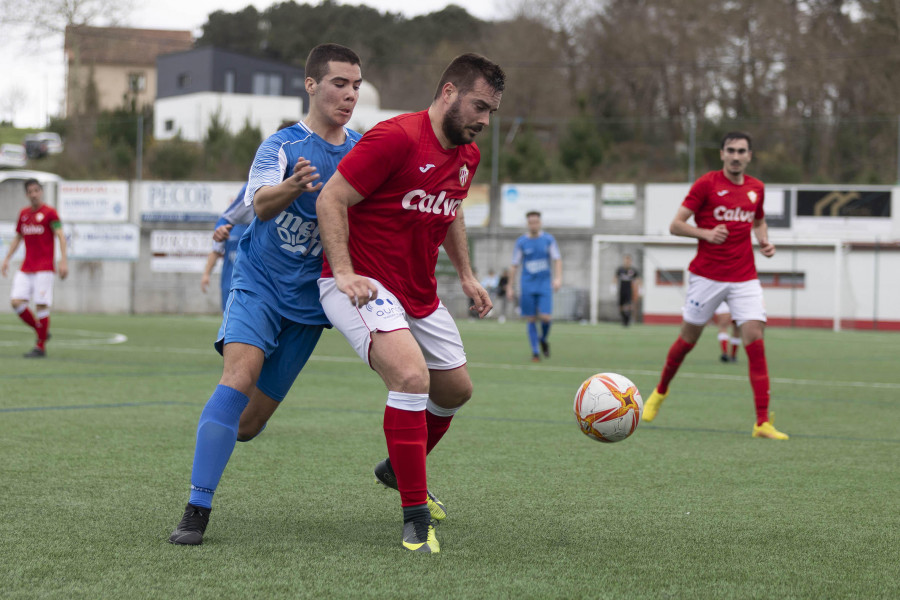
[590,234,845,331]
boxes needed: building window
[758,272,806,288]
[291,76,304,90]
[128,72,146,93]
[224,70,235,93]
[252,72,283,96]
[655,269,684,286]
[268,73,282,96]
[165,119,174,132]
[177,73,191,89]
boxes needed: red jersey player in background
[2,178,68,358]
[317,53,505,553]
[642,132,789,440]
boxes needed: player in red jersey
[2,178,68,358]
[316,53,505,553]
[642,132,789,440]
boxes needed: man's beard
[442,99,481,146]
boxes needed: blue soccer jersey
[511,232,561,294]
[229,122,361,325]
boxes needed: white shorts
[318,277,466,370]
[11,271,55,306]
[683,273,766,327]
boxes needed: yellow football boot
[752,412,789,440]
[642,387,668,423]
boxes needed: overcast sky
[0,0,503,129]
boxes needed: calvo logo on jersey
[713,205,755,223]
[274,210,322,256]
[401,190,463,216]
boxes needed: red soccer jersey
[682,170,765,282]
[322,110,479,318]
[15,204,60,273]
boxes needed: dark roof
[65,25,193,67]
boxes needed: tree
[0,0,134,34]
[0,86,27,124]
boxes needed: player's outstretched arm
[753,218,775,257]
[254,157,322,221]
[316,172,377,307]
[444,212,492,318]
[670,206,728,244]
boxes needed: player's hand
[289,157,322,194]
[201,274,210,293]
[552,277,562,292]
[705,224,729,245]
[1,260,8,278]
[213,224,233,242]
[58,261,68,280]
[462,278,493,319]
[335,273,378,308]
[759,240,776,257]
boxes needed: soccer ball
[573,372,643,443]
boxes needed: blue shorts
[216,289,324,402]
[520,290,553,317]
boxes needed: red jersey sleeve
[337,120,410,198]
[46,207,62,229]
[755,186,766,220]
[682,173,711,213]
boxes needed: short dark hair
[526,211,541,218]
[433,53,505,100]
[305,43,361,83]
[721,131,752,151]
[278,120,297,131]
[24,178,41,191]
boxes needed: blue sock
[541,320,551,341]
[527,321,539,355]
[188,385,249,509]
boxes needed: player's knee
[392,368,430,394]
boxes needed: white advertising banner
[0,221,24,261]
[601,183,637,220]
[58,181,129,222]
[63,223,140,260]
[139,181,244,223]
[500,184,595,228]
[150,230,213,272]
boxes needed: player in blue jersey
[168,43,363,546]
[507,211,562,361]
[200,184,252,311]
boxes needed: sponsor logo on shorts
[365,297,404,319]
[401,189,462,217]
[273,210,322,255]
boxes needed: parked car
[23,132,63,159]
[0,143,27,168]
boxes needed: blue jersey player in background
[200,184,251,311]
[169,44,364,546]
[507,211,562,362]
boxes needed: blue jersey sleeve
[221,184,254,225]
[511,237,524,266]
[548,234,561,260]
[246,137,289,206]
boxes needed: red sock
[657,336,695,394]
[37,315,50,347]
[425,410,453,455]
[16,306,38,331]
[719,338,728,354]
[383,405,427,507]
[730,343,739,359]
[745,339,770,425]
